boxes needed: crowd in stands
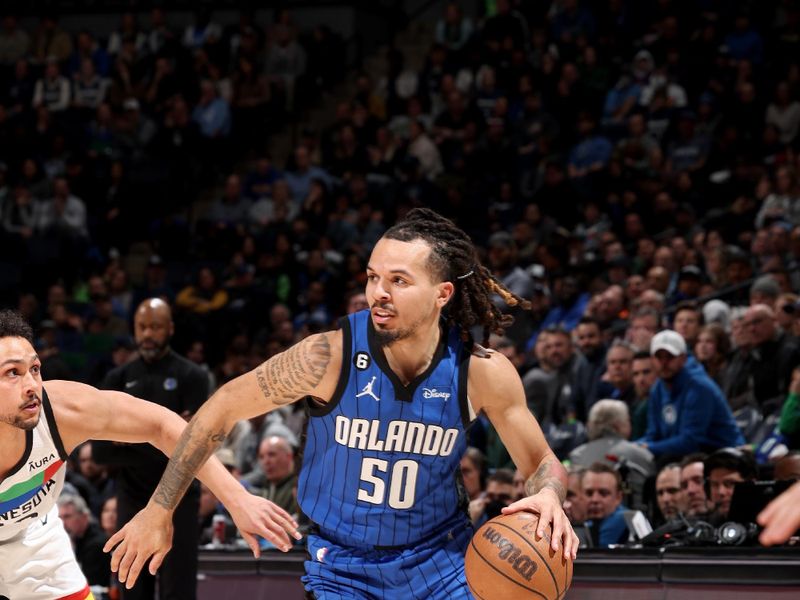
[4,0,800,554]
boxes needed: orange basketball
[465,512,573,600]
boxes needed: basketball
[465,512,573,600]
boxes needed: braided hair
[383,208,531,344]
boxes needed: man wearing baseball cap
[637,330,744,458]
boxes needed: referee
[93,298,209,600]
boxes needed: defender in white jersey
[0,310,300,600]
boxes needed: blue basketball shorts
[302,519,475,599]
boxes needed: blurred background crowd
[3,0,800,589]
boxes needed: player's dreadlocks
[384,208,532,345]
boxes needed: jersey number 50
[357,458,419,509]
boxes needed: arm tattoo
[152,421,228,510]
[254,333,332,405]
[525,458,566,503]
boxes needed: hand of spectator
[104,504,174,590]
[226,493,302,555]
[502,488,579,560]
[468,494,487,523]
[758,480,800,545]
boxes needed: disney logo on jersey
[422,387,451,401]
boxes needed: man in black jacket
[93,298,209,600]
[58,493,110,589]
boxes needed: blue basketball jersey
[298,310,474,547]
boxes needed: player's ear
[437,281,455,307]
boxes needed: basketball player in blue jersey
[0,310,296,599]
[107,208,580,598]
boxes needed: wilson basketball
[465,512,573,600]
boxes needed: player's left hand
[502,489,579,561]
[226,492,303,555]
[758,480,800,545]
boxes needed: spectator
[285,145,331,202]
[0,16,29,68]
[626,308,660,352]
[734,304,800,413]
[31,15,73,64]
[407,119,443,180]
[523,326,583,427]
[599,341,637,409]
[679,453,712,517]
[68,31,110,78]
[241,435,298,516]
[630,351,656,439]
[654,464,685,524]
[749,274,781,309]
[32,58,71,113]
[57,493,111,588]
[107,12,147,57]
[639,330,744,458]
[583,463,630,547]
[569,399,654,509]
[673,301,703,348]
[765,82,800,145]
[564,468,588,525]
[193,79,232,139]
[265,21,306,112]
[756,166,800,229]
[460,447,487,502]
[435,2,473,53]
[573,316,607,412]
[72,58,109,112]
[468,469,515,526]
[704,448,757,521]
[100,496,118,538]
[694,323,731,388]
[75,442,113,516]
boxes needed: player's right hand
[103,504,174,590]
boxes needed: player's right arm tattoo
[152,334,332,510]
[254,333,331,405]
[525,458,567,504]
[153,421,228,510]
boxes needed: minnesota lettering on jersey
[334,415,459,457]
[0,478,58,525]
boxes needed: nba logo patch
[163,377,178,391]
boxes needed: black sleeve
[77,530,111,587]
[181,364,210,415]
[92,365,158,468]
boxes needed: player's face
[366,238,453,346]
[655,468,684,520]
[0,336,43,431]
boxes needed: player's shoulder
[43,379,92,417]
[467,342,519,381]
